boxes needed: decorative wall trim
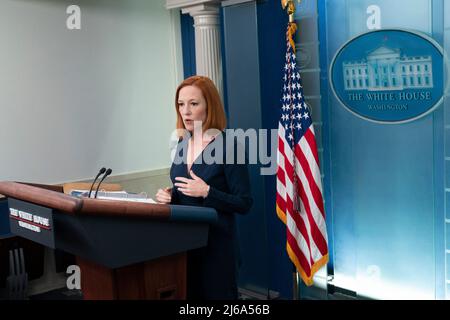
[221,0,255,7]
[107,168,170,183]
[166,0,222,10]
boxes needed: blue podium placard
[8,198,55,248]
[330,29,444,124]
[0,198,12,236]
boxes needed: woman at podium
[155,75,253,300]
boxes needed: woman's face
[178,85,207,132]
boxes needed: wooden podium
[0,181,217,300]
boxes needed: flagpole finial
[281,0,300,23]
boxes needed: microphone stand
[88,167,106,198]
[94,168,112,199]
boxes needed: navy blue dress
[170,131,253,300]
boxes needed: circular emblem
[330,29,444,124]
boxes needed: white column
[166,1,224,99]
[189,8,223,98]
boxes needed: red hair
[175,76,227,134]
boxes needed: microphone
[88,167,106,198]
[94,168,112,199]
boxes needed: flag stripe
[281,126,324,271]
[276,22,328,286]
[286,211,312,275]
[294,164,328,257]
[281,113,328,256]
[286,195,313,263]
[293,144,328,252]
[287,232,311,276]
[297,194,324,263]
[304,128,320,166]
[295,138,325,216]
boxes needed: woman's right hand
[155,187,172,204]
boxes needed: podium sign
[8,198,55,248]
[0,181,217,299]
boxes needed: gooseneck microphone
[94,168,112,199]
[88,167,106,198]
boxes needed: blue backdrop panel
[180,13,196,78]
[256,0,294,299]
[321,0,446,299]
[222,1,270,296]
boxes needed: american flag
[276,23,328,286]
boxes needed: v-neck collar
[185,132,222,176]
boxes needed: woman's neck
[189,131,220,144]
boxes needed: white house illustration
[342,46,433,91]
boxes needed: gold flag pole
[282,0,302,301]
[281,0,298,23]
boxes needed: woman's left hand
[174,170,210,198]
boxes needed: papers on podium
[69,190,156,203]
